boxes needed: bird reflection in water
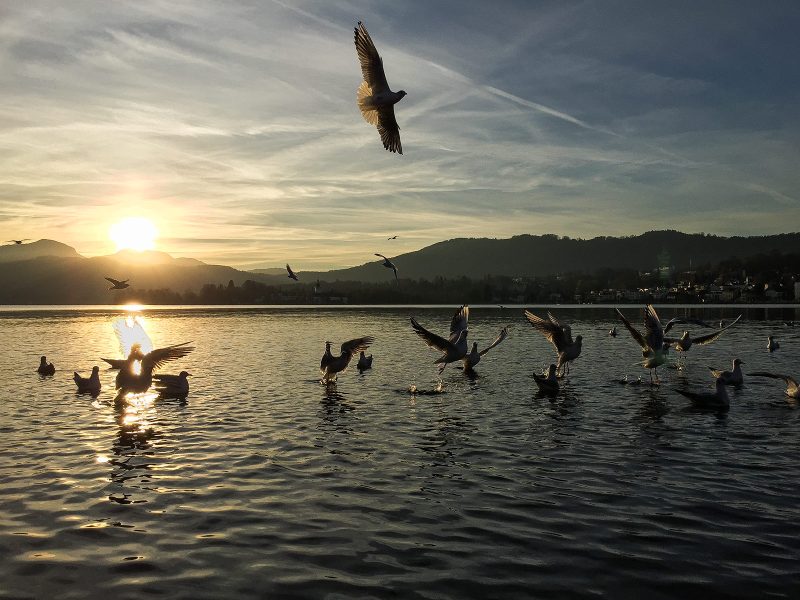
[106,391,158,505]
[320,384,354,416]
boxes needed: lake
[1,305,799,599]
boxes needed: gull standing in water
[767,336,780,352]
[410,306,469,374]
[354,21,406,154]
[675,378,730,411]
[609,326,617,337]
[616,304,670,383]
[462,326,509,372]
[374,253,398,280]
[747,372,800,399]
[320,337,374,383]
[74,366,101,395]
[286,264,299,281]
[115,342,194,394]
[708,358,744,386]
[357,351,373,372]
[153,371,191,397]
[524,311,582,377]
[533,364,559,396]
[37,356,55,376]
[666,314,742,354]
[105,277,130,290]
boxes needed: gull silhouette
[374,253,398,280]
[286,264,299,281]
[105,277,130,290]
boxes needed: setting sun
[109,217,158,252]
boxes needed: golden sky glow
[109,217,158,252]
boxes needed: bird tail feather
[357,81,379,125]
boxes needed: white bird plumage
[410,306,470,374]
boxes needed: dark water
[1,305,799,599]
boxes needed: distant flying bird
[105,277,130,290]
[74,366,101,395]
[354,21,406,154]
[767,336,780,352]
[37,356,55,376]
[286,264,299,281]
[115,342,194,394]
[524,311,582,377]
[666,314,741,353]
[374,253,398,279]
[675,378,730,411]
[410,305,470,374]
[388,235,398,240]
[320,337,374,383]
[747,371,800,399]
[616,305,670,383]
[357,351,373,371]
[708,358,744,386]
[533,364,559,396]
[153,371,191,397]
[462,326,510,372]
[6,239,30,245]
[663,317,714,335]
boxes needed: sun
[109,217,158,252]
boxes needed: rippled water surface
[2,305,800,599]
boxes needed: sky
[1,1,799,270]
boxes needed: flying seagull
[666,314,742,353]
[675,378,730,411]
[533,364,560,396]
[410,305,470,374]
[320,337,374,383]
[286,264,299,281]
[616,304,670,383]
[663,317,714,335]
[6,239,30,245]
[74,366,101,395]
[388,235,398,240]
[354,21,406,154]
[37,355,55,376]
[708,358,744,386]
[524,311,582,376]
[153,371,191,398]
[105,277,130,290]
[115,342,194,394]
[374,253,398,280]
[747,371,800,399]
[462,326,510,372]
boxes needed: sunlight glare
[109,217,158,252]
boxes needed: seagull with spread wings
[286,264,299,281]
[115,342,194,394]
[666,314,741,353]
[410,305,470,374]
[354,21,406,154]
[747,371,800,399]
[462,326,510,372]
[662,316,714,335]
[105,277,130,290]
[524,311,582,377]
[6,239,30,245]
[320,337,375,383]
[616,304,671,383]
[375,253,398,280]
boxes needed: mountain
[249,267,287,276]
[294,231,800,283]
[0,239,82,263]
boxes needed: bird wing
[354,21,389,93]
[105,277,122,286]
[449,306,469,339]
[113,317,154,356]
[377,106,402,154]
[643,305,664,350]
[141,342,194,372]
[692,314,741,345]
[391,264,398,279]
[663,317,713,335]
[525,310,566,351]
[479,326,509,356]
[615,308,648,351]
[286,264,296,277]
[153,373,182,385]
[411,318,456,354]
[101,357,126,369]
[707,366,724,378]
[674,388,712,403]
[548,312,573,346]
[375,253,388,260]
[340,336,374,359]
[747,372,797,387]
